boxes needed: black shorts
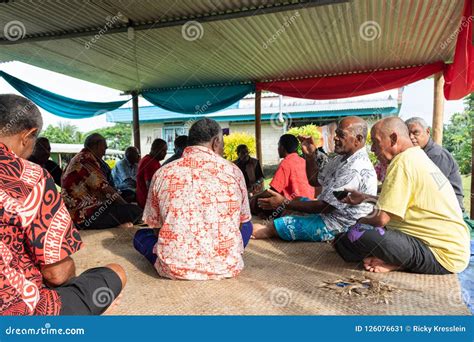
[55,267,123,315]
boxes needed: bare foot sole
[102,292,123,315]
[363,257,399,273]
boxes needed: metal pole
[255,90,262,164]
[132,92,141,153]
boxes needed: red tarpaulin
[256,62,444,100]
[443,0,474,100]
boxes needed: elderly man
[334,117,470,274]
[405,117,464,211]
[0,94,126,315]
[112,146,140,201]
[253,117,377,242]
[136,138,168,208]
[28,137,63,186]
[62,133,142,229]
[134,118,252,280]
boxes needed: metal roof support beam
[255,89,262,164]
[0,0,348,45]
[432,72,445,145]
[131,91,141,153]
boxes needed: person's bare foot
[251,222,277,239]
[117,222,134,228]
[363,257,399,273]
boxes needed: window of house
[163,126,188,152]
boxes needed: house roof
[0,0,463,92]
[107,91,400,123]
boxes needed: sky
[0,61,466,132]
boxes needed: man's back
[0,143,82,315]
[144,145,251,280]
[378,146,469,273]
[270,153,315,199]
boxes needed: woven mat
[72,228,471,315]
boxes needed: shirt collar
[183,145,218,157]
[341,147,367,164]
[423,137,435,151]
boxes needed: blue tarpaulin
[142,83,255,115]
[0,71,130,119]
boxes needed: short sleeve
[377,163,412,220]
[25,171,83,266]
[234,166,251,223]
[143,173,163,228]
[270,163,288,194]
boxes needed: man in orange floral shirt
[135,118,252,280]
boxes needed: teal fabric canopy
[142,83,255,114]
[0,71,129,119]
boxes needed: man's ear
[21,128,38,146]
[426,127,431,136]
[211,136,220,152]
[389,132,398,146]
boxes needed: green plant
[287,124,321,155]
[443,93,473,175]
[223,132,256,161]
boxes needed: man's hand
[258,189,286,210]
[41,256,76,288]
[340,188,366,205]
[298,136,317,157]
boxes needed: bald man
[334,117,470,274]
[253,116,377,242]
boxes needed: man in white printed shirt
[253,117,377,242]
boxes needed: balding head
[334,116,368,156]
[84,133,107,159]
[370,117,413,163]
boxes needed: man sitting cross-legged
[253,116,377,242]
[334,117,470,274]
[134,118,253,280]
[0,94,126,315]
[62,133,143,229]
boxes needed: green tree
[443,94,473,174]
[41,122,83,144]
[87,123,132,151]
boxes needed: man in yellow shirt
[334,117,470,274]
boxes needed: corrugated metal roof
[0,0,464,92]
[107,93,399,123]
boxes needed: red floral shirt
[61,149,110,225]
[0,144,83,315]
[144,146,251,280]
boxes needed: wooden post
[432,72,445,145]
[255,89,262,164]
[131,91,141,153]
